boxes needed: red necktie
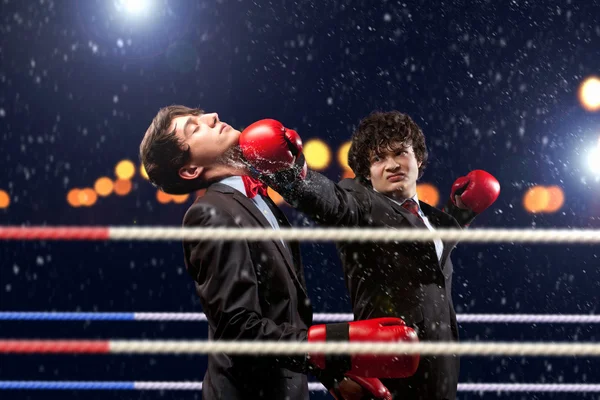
[401,198,422,219]
[241,175,269,198]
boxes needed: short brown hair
[139,105,205,195]
[348,111,428,184]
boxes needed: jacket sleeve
[182,202,308,373]
[442,199,477,228]
[275,169,372,227]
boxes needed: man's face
[367,142,422,200]
[171,112,241,180]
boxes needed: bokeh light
[116,0,150,15]
[268,187,285,205]
[115,160,136,180]
[94,177,114,197]
[588,144,600,175]
[341,169,355,180]
[67,189,81,208]
[579,76,600,112]
[416,183,440,207]
[156,190,171,204]
[172,194,190,204]
[78,188,98,207]
[140,164,149,180]
[113,179,133,196]
[0,190,10,209]
[545,185,565,213]
[523,186,550,213]
[304,139,331,170]
[337,141,352,170]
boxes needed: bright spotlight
[588,145,600,175]
[116,0,150,15]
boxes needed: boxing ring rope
[1,225,600,243]
[0,381,599,393]
[3,225,600,394]
[2,311,600,324]
[2,339,600,356]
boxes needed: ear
[417,160,422,169]
[178,165,204,180]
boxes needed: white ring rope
[3,312,600,324]
[1,381,600,392]
[106,227,600,243]
[102,341,600,356]
[139,313,600,324]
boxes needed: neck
[216,146,252,176]
[387,188,416,202]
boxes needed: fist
[308,317,419,378]
[239,119,305,177]
[451,170,500,214]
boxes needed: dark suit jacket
[182,182,313,400]
[280,170,471,400]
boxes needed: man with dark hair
[139,106,421,400]
[240,111,501,400]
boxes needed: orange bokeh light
[0,190,10,209]
[171,194,190,204]
[268,187,285,205]
[341,169,355,180]
[78,188,98,207]
[113,179,132,196]
[523,186,550,213]
[67,189,81,207]
[545,185,565,213]
[337,141,352,170]
[416,183,440,207]
[156,190,171,204]
[94,177,114,197]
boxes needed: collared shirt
[217,176,285,246]
[378,191,445,262]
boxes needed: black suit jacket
[280,171,471,400]
[182,182,313,400]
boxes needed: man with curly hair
[240,111,501,399]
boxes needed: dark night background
[1,0,600,399]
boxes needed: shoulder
[183,192,239,228]
[339,177,374,198]
[420,201,461,228]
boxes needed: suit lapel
[230,190,309,298]
[420,203,460,268]
[382,194,426,229]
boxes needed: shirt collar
[215,175,249,197]
[373,188,421,210]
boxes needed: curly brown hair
[348,111,428,184]
[139,105,205,195]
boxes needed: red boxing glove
[308,317,419,379]
[330,374,392,400]
[451,169,500,214]
[239,119,307,178]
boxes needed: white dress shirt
[217,176,285,246]
[379,191,444,262]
